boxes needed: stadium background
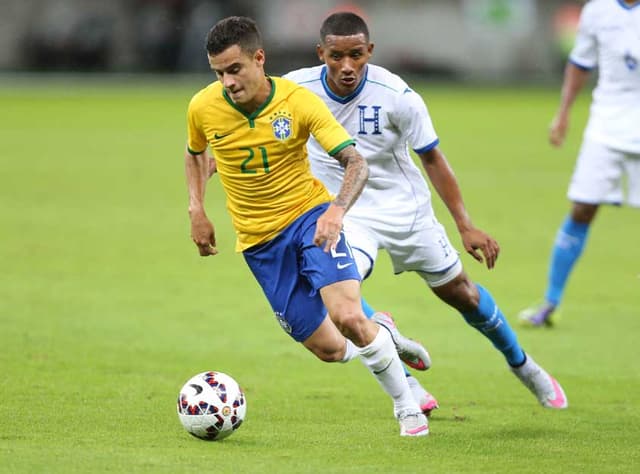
[1,0,584,80]
[3,1,639,473]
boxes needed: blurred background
[0,0,585,82]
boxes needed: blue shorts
[243,203,361,342]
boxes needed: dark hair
[205,16,262,56]
[320,12,369,43]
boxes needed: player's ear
[368,42,374,56]
[316,44,325,63]
[254,48,266,66]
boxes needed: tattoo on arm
[333,146,369,210]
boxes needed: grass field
[1,76,638,473]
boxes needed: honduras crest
[270,111,293,141]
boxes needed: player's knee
[304,340,345,362]
[571,202,598,223]
[433,273,478,312]
[332,311,368,344]
[313,347,344,363]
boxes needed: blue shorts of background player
[243,203,361,342]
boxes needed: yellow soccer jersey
[187,77,354,251]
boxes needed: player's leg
[350,229,435,411]
[520,140,624,326]
[519,203,597,327]
[319,279,428,435]
[383,215,521,364]
[301,313,359,362]
[348,224,431,370]
[243,207,426,435]
[305,212,427,435]
[362,296,437,413]
[429,270,567,409]
[431,270,526,366]
[382,216,566,409]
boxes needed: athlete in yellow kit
[184,16,428,436]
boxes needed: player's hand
[549,114,568,147]
[190,211,218,256]
[460,227,500,270]
[313,203,345,252]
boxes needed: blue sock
[361,297,376,318]
[545,216,590,306]
[361,297,411,376]
[461,284,525,367]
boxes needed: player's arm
[314,144,369,252]
[332,144,368,211]
[295,85,369,251]
[185,148,218,256]
[418,147,499,269]
[549,62,591,147]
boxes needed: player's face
[317,33,373,97]
[208,45,266,108]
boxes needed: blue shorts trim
[243,203,361,342]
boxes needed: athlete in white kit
[520,0,640,327]
[285,12,568,409]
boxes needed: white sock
[340,339,359,363]
[358,326,419,416]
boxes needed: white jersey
[284,64,439,232]
[570,0,640,152]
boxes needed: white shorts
[343,214,462,288]
[568,139,640,207]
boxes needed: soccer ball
[176,371,247,441]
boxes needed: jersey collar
[321,65,368,104]
[222,76,276,121]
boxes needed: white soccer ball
[177,371,247,441]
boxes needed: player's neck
[624,0,639,6]
[242,76,272,114]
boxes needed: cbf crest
[269,111,293,141]
[274,311,292,334]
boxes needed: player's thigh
[244,242,327,342]
[242,210,335,343]
[568,140,625,205]
[319,279,362,323]
[624,153,640,207]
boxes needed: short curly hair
[320,12,369,43]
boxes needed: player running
[185,16,428,436]
[519,0,640,327]
[284,12,568,410]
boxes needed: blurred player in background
[185,16,429,436]
[284,12,568,409]
[519,0,640,327]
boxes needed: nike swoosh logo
[214,132,232,139]
[372,359,393,375]
[189,383,203,395]
[337,262,354,270]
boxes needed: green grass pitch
[1,77,638,473]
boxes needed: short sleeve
[569,3,597,70]
[186,96,208,155]
[293,87,354,155]
[392,88,439,154]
